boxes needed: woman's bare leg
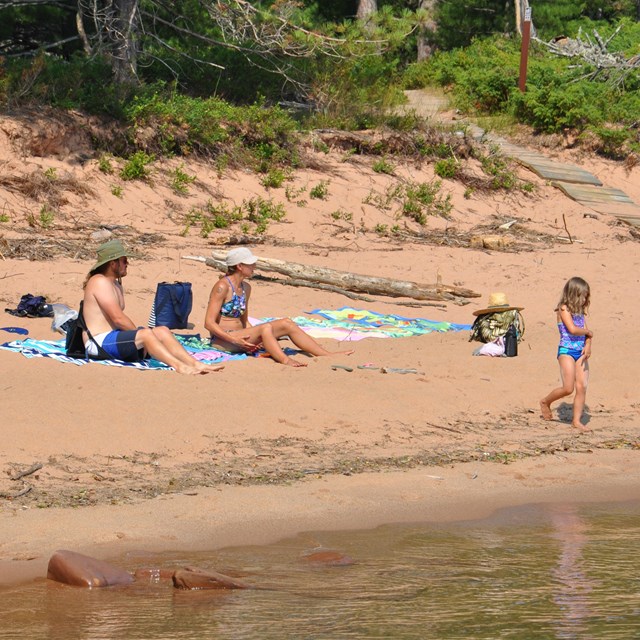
[268,318,355,356]
[540,356,576,421]
[248,322,306,367]
[572,357,590,431]
[224,318,354,367]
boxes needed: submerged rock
[47,550,134,588]
[301,550,355,566]
[172,566,254,590]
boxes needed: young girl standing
[540,277,593,431]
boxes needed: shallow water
[2,501,640,639]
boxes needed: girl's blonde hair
[557,276,590,314]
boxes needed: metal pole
[518,7,532,93]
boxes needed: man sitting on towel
[82,239,222,375]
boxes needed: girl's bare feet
[572,422,590,432]
[540,400,553,420]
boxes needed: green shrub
[242,197,286,233]
[120,151,154,181]
[402,180,452,222]
[43,167,57,181]
[310,181,330,200]
[171,164,196,194]
[434,158,459,179]
[261,169,287,189]
[124,94,299,170]
[285,185,307,206]
[98,155,114,174]
[372,158,395,175]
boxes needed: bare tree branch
[537,26,639,88]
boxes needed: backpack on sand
[65,302,111,360]
[469,309,525,344]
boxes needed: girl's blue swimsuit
[557,312,586,361]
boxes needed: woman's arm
[204,280,231,339]
[239,283,252,329]
[559,306,593,338]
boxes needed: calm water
[2,501,640,639]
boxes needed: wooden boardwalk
[404,90,640,229]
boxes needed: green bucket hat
[91,239,132,271]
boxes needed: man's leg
[136,327,223,374]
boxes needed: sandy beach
[1,112,639,587]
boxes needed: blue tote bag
[149,282,193,329]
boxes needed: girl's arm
[559,306,593,338]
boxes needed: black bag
[5,294,53,318]
[504,324,518,357]
[148,282,192,330]
[65,302,111,360]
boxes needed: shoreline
[2,449,639,588]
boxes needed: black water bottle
[504,324,518,357]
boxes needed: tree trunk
[356,0,377,21]
[193,252,480,302]
[110,0,139,86]
[416,0,437,61]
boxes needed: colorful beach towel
[293,307,471,341]
[0,335,246,370]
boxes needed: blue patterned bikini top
[558,312,585,351]
[220,277,246,318]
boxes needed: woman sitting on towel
[204,248,354,367]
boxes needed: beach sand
[0,113,639,587]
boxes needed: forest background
[1,0,639,185]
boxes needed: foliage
[98,155,115,174]
[364,179,452,223]
[120,151,154,181]
[434,158,459,179]
[260,168,288,188]
[309,180,330,199]
[285,184,307,206]
[171,164,197,194]
[330,208,353,221]
[372,158,396,175]
[243,197,286,233]
[0,54,126,116]
[407,22,640,158]
[123,92,299,171]
[182,196,285,236]
[183,201,243,237]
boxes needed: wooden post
[518,6,532,93]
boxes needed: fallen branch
[10,462,42,481]
[253,275,448,308]
[184,253,480,303]
[0,486,32,499]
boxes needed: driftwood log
[184,252,480,303]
